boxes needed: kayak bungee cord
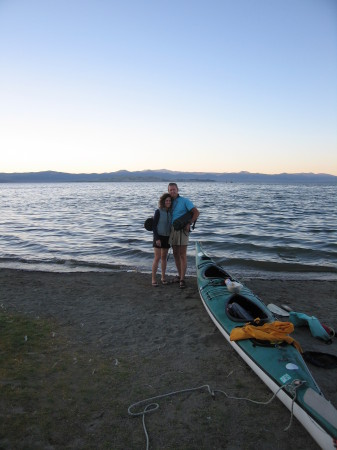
[128,379,306,450]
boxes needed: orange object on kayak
[230,321,302,352]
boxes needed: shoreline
[1,268,336,449]
[0,262,336,281]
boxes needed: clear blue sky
[1,0,336,175]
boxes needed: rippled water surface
[0,182,336,279]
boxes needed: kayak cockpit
[203,264,231,280]
[201,263,273,323]
[226,294,271,323]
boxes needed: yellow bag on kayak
[230,321,302,352]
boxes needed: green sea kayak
[195,241,337,449]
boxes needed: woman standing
[151,193,172,286]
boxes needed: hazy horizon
[1,168,336,177]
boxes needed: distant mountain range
[0,170,336,184]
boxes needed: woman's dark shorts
[153,235,170,249]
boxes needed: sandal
[179,280,186,289]
[152,282,159,287]
[161,279,168,285]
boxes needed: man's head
[168,182,179,199]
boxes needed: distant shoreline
[0,169,336,184]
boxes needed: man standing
[168,182,200,288]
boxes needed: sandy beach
[1,268,336,449]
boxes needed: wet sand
[1,268,336,449]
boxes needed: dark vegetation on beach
[0,311,134,449]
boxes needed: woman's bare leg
[160,248,169,281]
[152,248,161,284]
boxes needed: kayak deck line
[128,376,317,449]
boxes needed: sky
[0,0,336,175]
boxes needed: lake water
[0,182,336,280]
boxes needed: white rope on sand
[128,379,305,450]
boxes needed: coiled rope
[128,379,306,450]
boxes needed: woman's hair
[159,193,172,208]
